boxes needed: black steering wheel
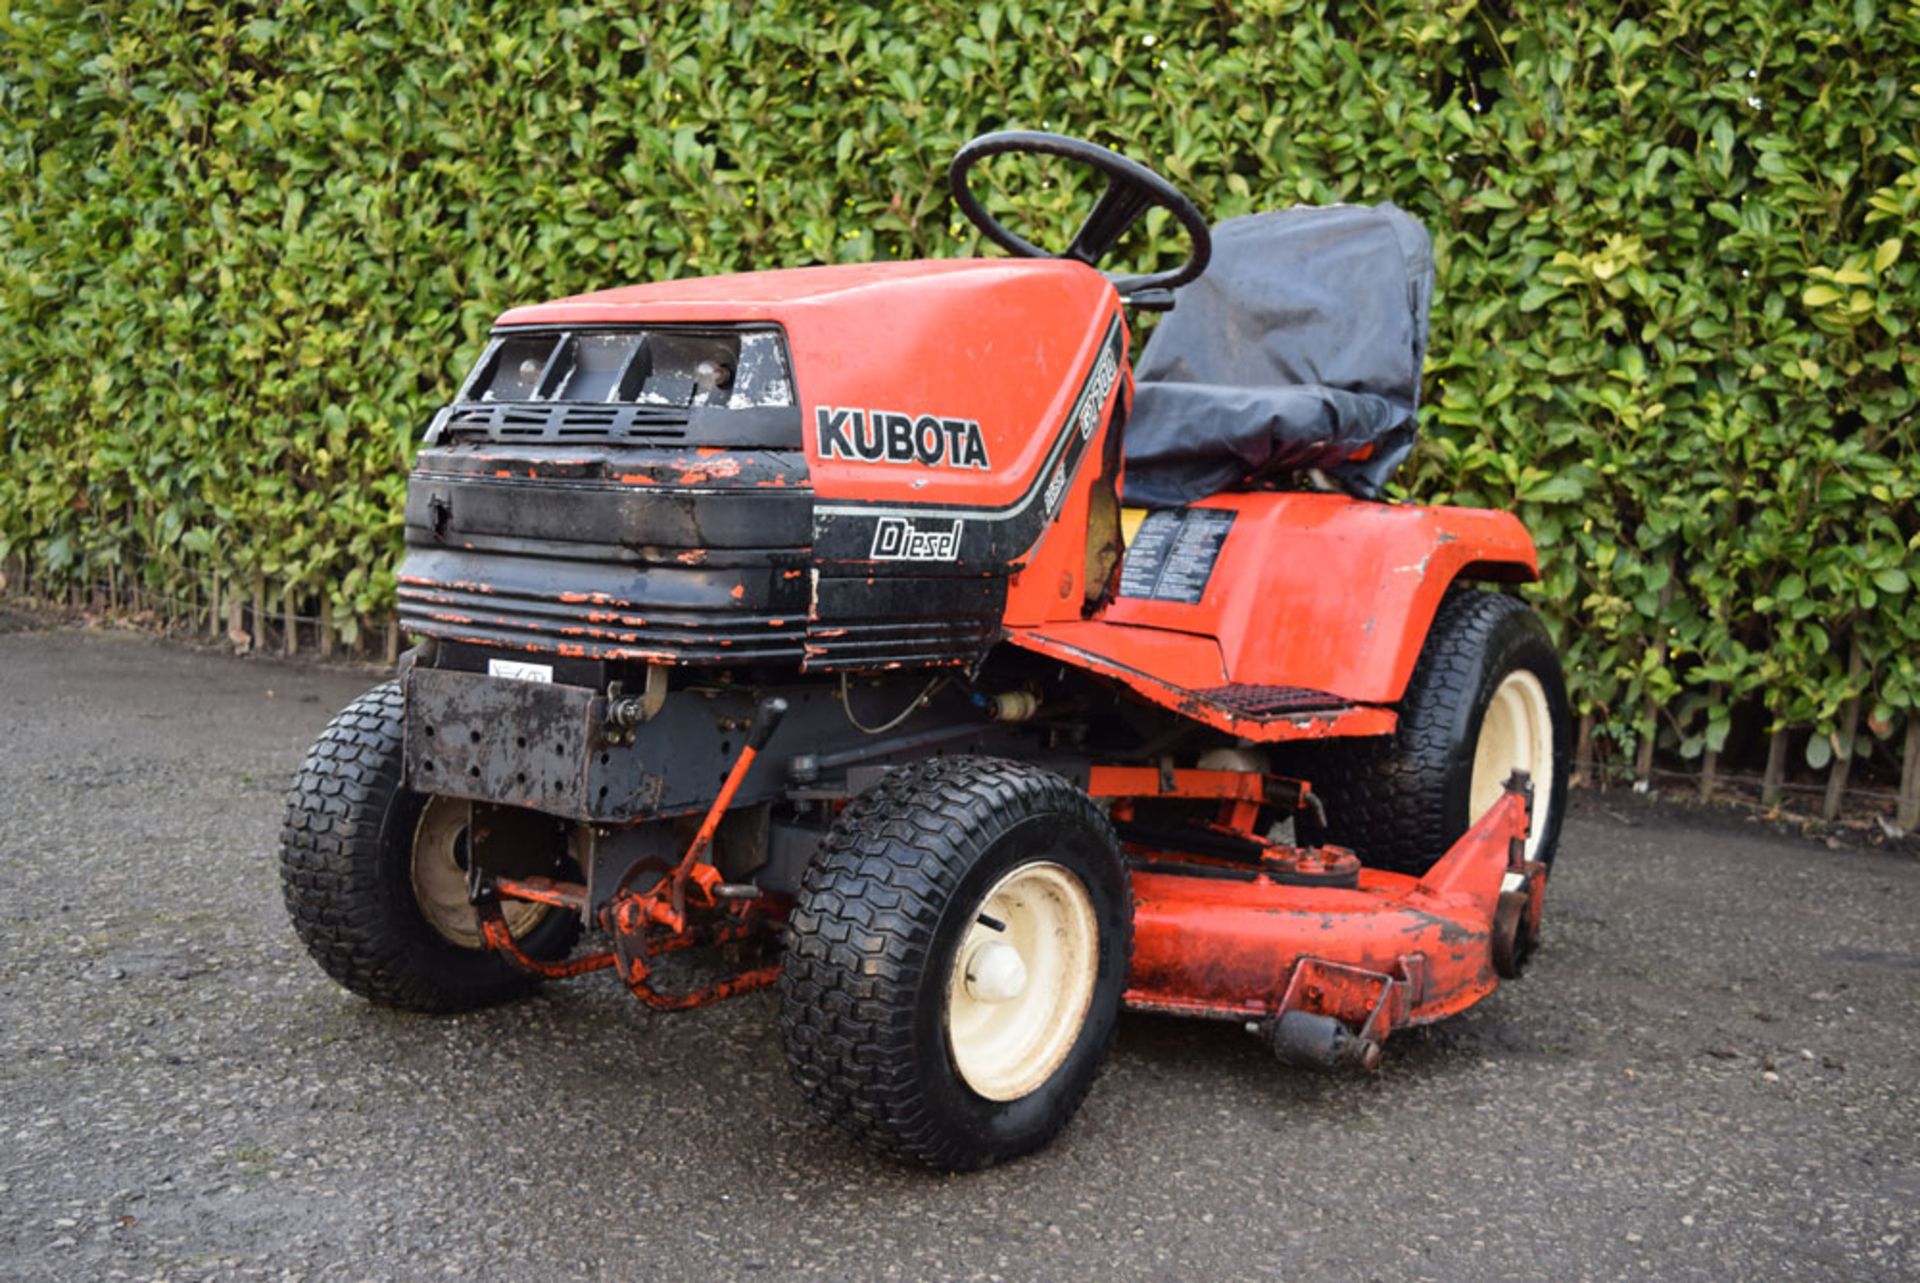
[949,130,1212,304]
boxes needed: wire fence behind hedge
[2,559,399,666]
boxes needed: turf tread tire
[278,682,578,1013]
[778,756,1128,1170]
[1306,590,1570,875]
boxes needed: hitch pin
[655,697,789,927]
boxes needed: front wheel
[779,757,1130,1170]
[278,682,580,1012]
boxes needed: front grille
[398,579,810,665]
[435,402,691,443]
[399,581,1002,670]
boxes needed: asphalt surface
[1,621,1916,1282]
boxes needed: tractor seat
[1120,204,1434,508]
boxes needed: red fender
[1010,492,1536,735]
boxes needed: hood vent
[429,325,799,447]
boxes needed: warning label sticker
[1118,508,1237,604]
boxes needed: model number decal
[1076,345,1120,441]
[816,408,991,470]
[1042,462,1069,516]
[870,516,964,561]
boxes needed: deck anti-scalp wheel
[1307,590,1571,874]
[278,682,579,1012]
[779,756,1130,1170]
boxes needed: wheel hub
[964,938,1029,1003]
[945,861,1099,1101]
[411,796,547,948]
[1470,669,1554,860]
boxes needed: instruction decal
[1118,508,1237,604]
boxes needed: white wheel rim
[410,797,548,948]
[1470,669,1555,861]
[945,861,1099,1102]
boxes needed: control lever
[651,697,789,930]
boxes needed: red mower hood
[493,258,1128,536]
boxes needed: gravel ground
[1,622,1916,1282]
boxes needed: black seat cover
[1121,204,1434,507]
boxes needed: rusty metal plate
[403,668,663,821]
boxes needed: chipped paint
[1007,629,1397,743]
[669,456,743,486]
[1123,789,1533,1037]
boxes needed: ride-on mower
[280,131,1570,1170]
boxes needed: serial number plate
[488,658,553,683]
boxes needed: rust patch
[670,456,743,486]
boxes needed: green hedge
[3,1,1917,774]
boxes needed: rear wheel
[1306,590,1570,875]
[779,757,1129,1170]
[278,682,580,1012]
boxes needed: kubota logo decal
[816,408,991,470]
[870,516,964,561]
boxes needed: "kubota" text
[816,408,992,470]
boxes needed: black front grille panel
[435,402,692,443]
[398,580,1001,670]
[400,327,1008,672]
[399,579,812,664]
